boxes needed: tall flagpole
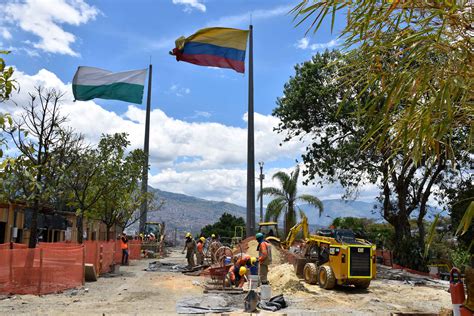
[139,64,152,233]
[246,25,255,237]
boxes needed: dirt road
[0,248,453,315]
[0,249,204,315]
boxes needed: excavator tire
[318,265,336,290]
[303,263,318,285]
[353,279,371,289]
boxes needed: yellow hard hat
[250,257,257,265]
[200,237,206,242]
[185,232,191,238]
[211,234,216,238]
[239,266,247,276]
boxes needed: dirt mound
[268,263,304,293]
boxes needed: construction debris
[176,294,243,314]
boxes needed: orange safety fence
[0,243,28,250]
[375,249,393,267]
[100,241,116,274]
[0,246,84,295]
[38,242,79,248]
[84,241,100,275]
[114,239,142,263]
[0,239,143,295]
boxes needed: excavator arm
[281,214,308,249]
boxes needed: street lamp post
[258,162,265,223]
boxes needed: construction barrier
[114,239,142,263]
[376,249,393,266]
[0,239,142,295]
[0,243,28,250]
[0,246,84,295]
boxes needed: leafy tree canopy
[274,50,470,270]
[200,212,245,240]
[291,1,473,162]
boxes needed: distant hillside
[147,187,246,235]
[144,187,439,237]
[301,199,378,227]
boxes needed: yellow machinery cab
[258,221,281,244]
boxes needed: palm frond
[272,171,290,190]
[456,201,474,236]
[287,165,300,199]
[424,213,440,258]
[264,197,286,222]
[258,187,286,201]
[298,194,324,217]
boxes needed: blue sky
[1,0,378,207]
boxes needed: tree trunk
[77,212,84,244]
[416,205,427,256]
[285,203,296,236]
[106,224,113,241]
[28,198,39,248]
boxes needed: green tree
[291,1,473,162]
[200,212,245,240]
[447,180,474,252]
[3,87,69,248]
[65,147,105,243]
[0,51,15,103]
[331,217,394,250]
[258,165,323,236]
[90,133,149,240]
[273,51,469,270]
[0,51,16,159]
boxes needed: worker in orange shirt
[227,265,248,288]
[121,232,129,265]
[256,232,272,284]
[233,254,257,269]
[196,237,206,265]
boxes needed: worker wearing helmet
[227,265,248,288]
[209,233,222,264]
[196,236,206,265]
[234,254,257,269]
[256,232,272,284]
[182,232,197,268]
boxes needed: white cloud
[295,37,309,49]
[193,111,212,118]
[172,0,206,13]
[2,0,99,56]
[4,67,379,206]
[1,28,12,40]
[169,84,191,97]
[295,37,340,51]
[208,5,292,28]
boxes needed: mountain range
[146,186,381,236]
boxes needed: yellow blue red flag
[171,27,249,73]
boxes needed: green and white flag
[72,66,147,104]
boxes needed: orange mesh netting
[129,240,142,260]
[100,241,115,274]
[114,239,142,263]
[0,246,84,295]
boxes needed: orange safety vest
[197,242,204,253]
[121,238,128,250]
[258,241,272,265]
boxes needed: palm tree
[258,165,323,236]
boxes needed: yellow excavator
[283,215,376,289]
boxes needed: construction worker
[234,254,258,269]
[121,232,129,265]
[256,232,272,284]
[182,233,196,268]
[196,237,206,266]
[227,265,248,288]
[209,233,222,264]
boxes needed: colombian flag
[171,27,249,73]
